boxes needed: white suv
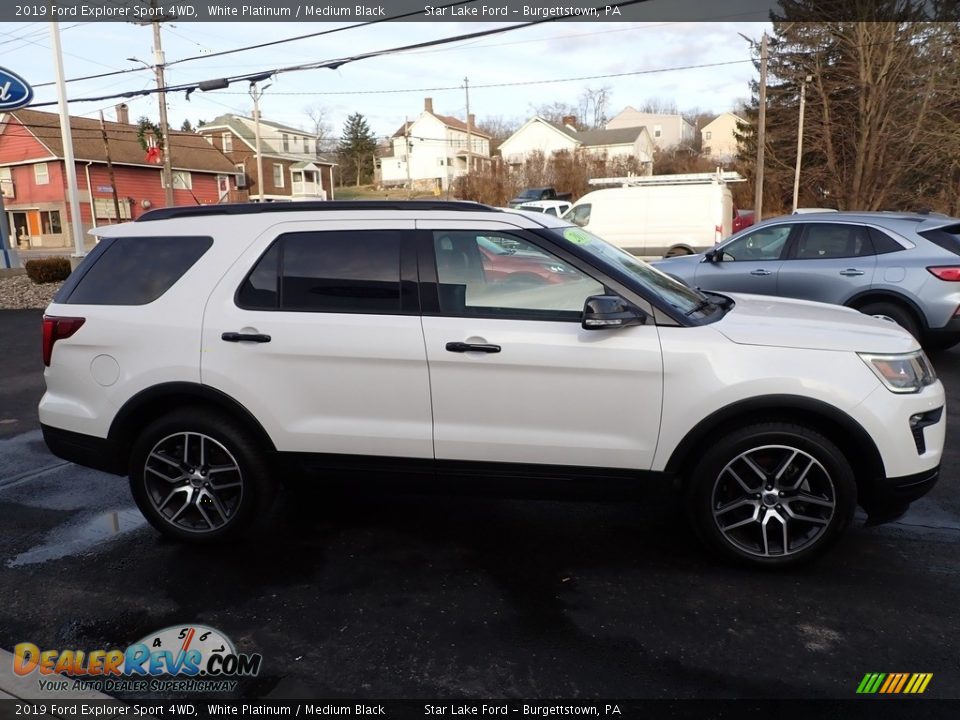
[39,202,945,567]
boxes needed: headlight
[858,351,937,393]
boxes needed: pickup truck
[507,187,573,208]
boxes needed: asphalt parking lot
[1,308,959,700]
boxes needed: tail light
[42,315,85,367]
[926,266,960,281]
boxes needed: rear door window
[237,230,403,313]
[792,223,872,259]
[56,236,212,305]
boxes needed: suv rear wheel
[687,422,856,567]
[129,408,275,542]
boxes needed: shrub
[24,257,72,284]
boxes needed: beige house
[701,113,747,161]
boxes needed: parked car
[515,200,573,217]
[507,187,572,208]
[39,201,943,567]
[652,211,960,351]
[474,234,581,285]
[732,208,755,233]
[562,181,734,258]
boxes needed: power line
[28,0,482,89]
[23,1,651,108]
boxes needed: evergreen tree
[737,0,960,214]
[337,113,377,187]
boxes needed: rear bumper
[41,424,126,476]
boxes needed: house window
[34,163,49,185]
[653,125,662,139]
[282,134,289,152]
[273,163,284,188]
[705,131,712,140]
[40,210,62,234]
[235,163,247,188]
[222,133,233,152]
[162,170,193,189]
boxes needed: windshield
[548,226,723,319]
[518,189,541,199]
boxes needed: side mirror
[704,249,721,263]
[581,295,648,330]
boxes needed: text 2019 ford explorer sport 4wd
[39,202,946,567]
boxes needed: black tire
[687,422,856,568]
[129,407,276,543]
[858,301,921,341]
[922,332,960,353]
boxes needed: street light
[792,74,813,213]
[129,55,173,206]
[249,81,271,202]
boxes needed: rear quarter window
[918,224,960,256]
[55,236,212,305]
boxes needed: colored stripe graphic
[857,673,932,694]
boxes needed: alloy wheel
[711,444,836,558]
[142,432,244,534]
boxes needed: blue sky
[0,19,767,140]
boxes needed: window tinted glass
[433,231,603,319]
[721,225,791,261]
[868,227,905,255]
[63,236,212,305]
[237,242,280,309]
[280,231,401,312]
[794,223,870,259]
[918,224,960,256]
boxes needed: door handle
[839,269,865,276]
[222,332,271,343]
[749,269,772,276]
[445,341,501,354]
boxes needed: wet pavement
[1,309,959,700]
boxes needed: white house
[498,116,654,171]
[379,98,491,191]
[701,112,747,161]
[605,108,695,150]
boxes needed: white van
[563,182,734,258]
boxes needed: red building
[0,106,241,249]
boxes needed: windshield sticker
[564,228,593,245]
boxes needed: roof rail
[135,200,497,222]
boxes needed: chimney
[115,103,129,124]
[424,97,434,114]
[562,115,577,130]
[467,113,475,130]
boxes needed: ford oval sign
[0,66,33,111]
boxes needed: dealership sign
[0,66,33,110]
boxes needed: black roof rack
[135,200,497,222]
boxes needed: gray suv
[652,212,960,350]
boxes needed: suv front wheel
[129,408,275,542]
[687,422,856,567]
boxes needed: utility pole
[403,118,413,198]
[792,74,811,213]
[249,81,269,202]
[754,31,768,222]
[50,21,86,260]
[150,15,174,206]
[98,111,123,223]
[464,76,472,174]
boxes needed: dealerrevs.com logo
[13,625,262,693]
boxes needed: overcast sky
[0,19,768,141]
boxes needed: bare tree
[304,103,334,156]
[530,100,580,126]
[476,116,522,154]
[578,85,613,129]
[637,98,679,115]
